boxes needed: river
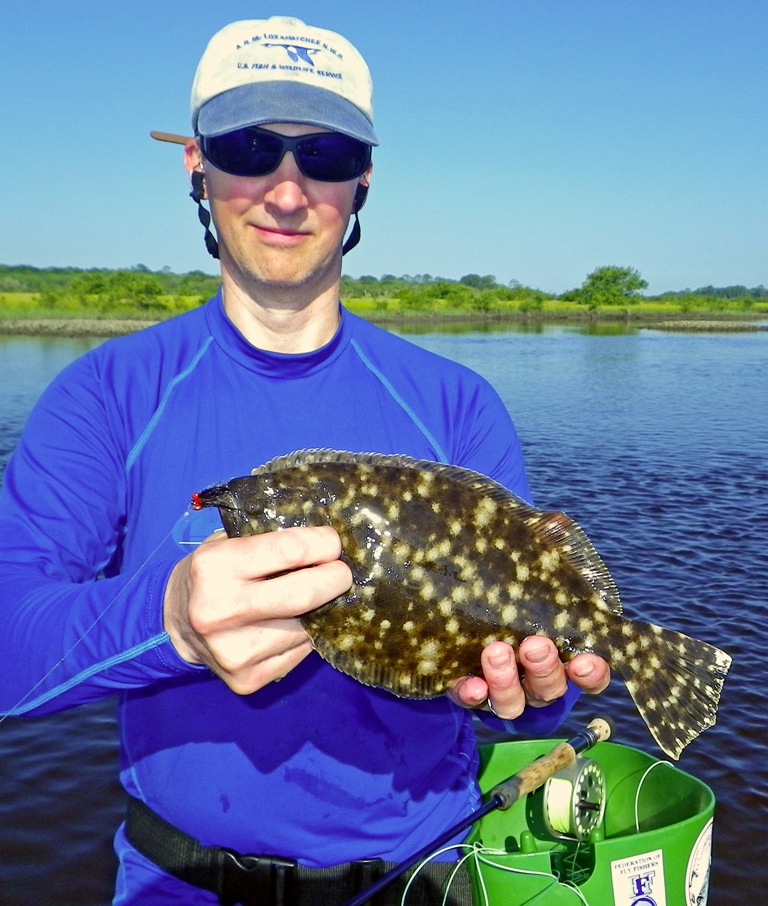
[1,323,766,903]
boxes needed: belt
[124,796,474,906]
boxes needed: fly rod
[343,716,614,906]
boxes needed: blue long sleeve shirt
[0,296,578,897]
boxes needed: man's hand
[164,525,353,695]
[449,637,610,718]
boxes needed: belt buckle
[218,849,296,906]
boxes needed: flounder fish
[192,449,731,760]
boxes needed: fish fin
[613,619,732,759]
[252,448,535,484]
[251,448,420,475]
[523,511,623,614]
[433,463,624,614]
[252,448,530,497]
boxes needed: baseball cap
[177,16,378,146]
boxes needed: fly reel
[542,757,606,841]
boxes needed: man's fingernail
[572,660,595,678]
[489,650,511,669]
[526,642,549,664]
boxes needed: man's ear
[183,138,201,175]
[184,139,208,203]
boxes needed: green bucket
[467,740,715,906]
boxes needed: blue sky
[2,0,766,294]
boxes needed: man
[0,17,608,905]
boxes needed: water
[1,325,766,903]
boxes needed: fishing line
[469,845,491,906]
[558,840,592,890]
[470,843,592,904]
[399,839,595,906]
[633,759,673,833]
[441,847,480,906]
[546,775,581,837]
[398,843,475,906]
[0,510,195,726]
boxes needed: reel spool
[543,757,606,841]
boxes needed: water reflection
[386,318,646,337]
[387,316,765,338]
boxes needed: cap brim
[150,130,193,145]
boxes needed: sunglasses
[199,126,372,183]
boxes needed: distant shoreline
[0,312,765,338]
[0,318,159,338]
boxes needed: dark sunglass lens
[297,134,370,181]
[203,128,371,181]
[204,128,282,177]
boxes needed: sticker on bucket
[611,849,667,906]
[686,818,712,905]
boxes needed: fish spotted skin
[192,449,732,760]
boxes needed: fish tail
[612,619,732,760]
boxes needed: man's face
[191,123,366,296]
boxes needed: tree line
[0,263,765,315]
[0,265,220,314]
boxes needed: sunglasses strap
[190,171,220,260]
[342,212,361,256]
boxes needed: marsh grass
[0,289,765,327]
